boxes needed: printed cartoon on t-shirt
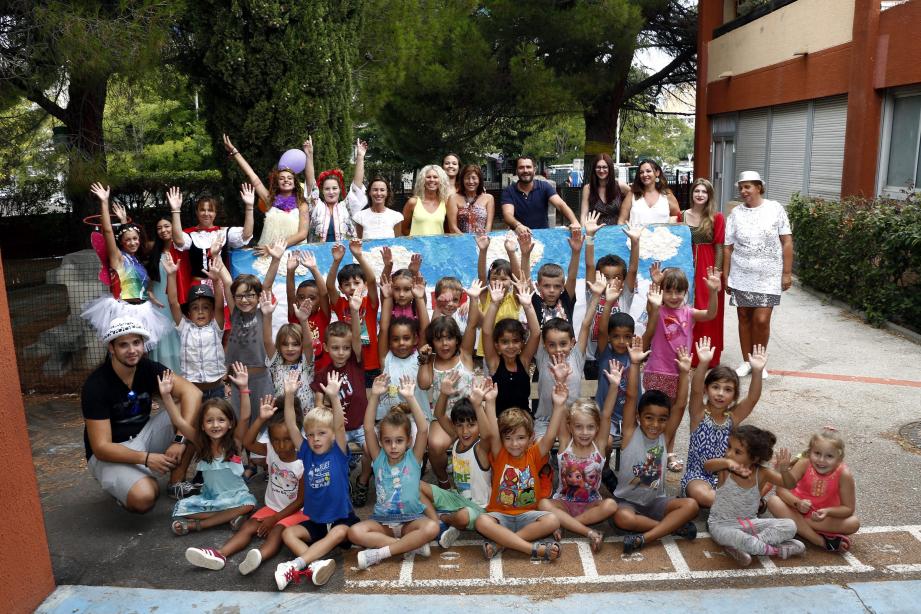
[307,458,332,491]
[337,301,370,346]
[452,456,471,494]
[377,464,410,515]
[270,460,300,502]
[497,463,536,508]
[308,319,322,358]
[561,462,592,502]
[630,443,664,489]
[663,312,689,343]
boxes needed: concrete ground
[27,284,921,602]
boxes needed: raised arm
[460,279,483,358]
[475,233,490,284]
[262,238,286,290]
[303,137,316,193]
[412,274,430,335]
[350,239,378,311]
[596,358,626,449]
[348,293,364,360]
[259,290,277,357]
[692,266,722,322]
[224,134,270,203]
[732,344,766,423]
[641,283,662,350]
[352,139,367,189]
[475,379,497,467]
[539,377,570,457]
[504,234,522,280]
[167,186,187,248]
[239,183,256,244]
[228,363,251,444]
[481,283,505,373]
[90,183,122,272]
[517,281,542,366]
[319,371,347,453]
[378,274,393,367]
[565,228,584,299]
[665,347,691,439]
[579,272,605,353]
[156,370,199,444]
[433,371,460,439]
[326,242,345,305]
[205,255,234,312]
[282,371,303,449]
[689,337,713,424]
[398,375,430,462]
[161,253,183,325]
[365,373,387,460]
[621,336,650,448]
[243,396,274,456]
[623,222,642,291]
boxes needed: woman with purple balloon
[305,138,369,243]
[224,134,312,249]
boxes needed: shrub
[788,193,921,330]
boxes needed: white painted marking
[842,550,865,569]
[489,550,504,581]
[398,555,414,585]
[872,544,901,554]
[576,540,598,578]
[662,538,690,574]
[439,565,460,570]
[702,550,727,559]
[909,528,921,544]
[758,556,777,571]
[440,551,461,561]
[886,564,921,572]
[620,552,645,562]
[856,525,921,534]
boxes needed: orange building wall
[877,0,921,89]
[0,253,55,613]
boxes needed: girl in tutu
[82,183,172,349]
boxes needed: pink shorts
[251,505,309,528]
[642,371,679,401]
[556,499,594,518]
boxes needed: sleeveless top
[553,440,604,504]
[114,252,149,301]
[457,196,488,234]
[590,187,623,226]
[709,467,762,525]
[645,304,694,376]
[371,451,426,523]
[629,192,671,225]
[492,357,530,415]
[451,439,492,508]
[410,199,447,236]
[432,358,475,416]
[681,410,733,493]
[790,462,846,511]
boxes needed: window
[879,89,921,197]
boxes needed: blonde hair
[413,164,450,203]
[805,428,846,460]
[567,399,601,429]
[690,178,716,240]
[498,407,534,439]
[275,323,303,354]
[304,406,334,431]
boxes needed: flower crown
[317,168,345,194]
[115,222,141,242]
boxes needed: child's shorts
[613,495,673,521]
[300,513,361,548]
[485,510,551,533]
[431,485,485,530]
[251,505,309,528]
[552,498,599,518]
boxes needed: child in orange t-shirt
[473,366,569,562]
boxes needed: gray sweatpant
[708,518,797,555]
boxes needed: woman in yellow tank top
[402,164,461,236]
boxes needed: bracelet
[170,208,181,214]
[228,150,239,158]
[240,388,251,395]
[585,235,595,245]
[144,452,150,467]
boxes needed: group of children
[88,182,860,589]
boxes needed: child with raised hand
[349,374,440,570]
[520,227,583,326]
[259,289,315,411]
[682,337,766,508]
[768,427,860,552]
[285,250,331,372]
[482,276,541,416]
[380,250,426,321]
[310,296,372,506]
[274,371,357,590]
[423,375,494,548]
[642,266,722,473]
[584,213,642,379]
[475,232,522,360]
[184,393,307,575]
[418,279,483,489]
[538,359,623,552]
[705,425,804,566]
[376,272,432,420]
[326,238,381,379]
[531,271,604,437]
[613,337,699,554]
[595,278,637,445]
[474,371,569,562]
[161,364,257,536]
[431,276,469,334]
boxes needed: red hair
[317,169,346,195]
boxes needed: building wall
[0,253,55,612]
[707,0,855,83]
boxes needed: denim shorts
[485,510,551,533]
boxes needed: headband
[317,168,346,194]
[115,223,141,242]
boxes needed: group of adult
[81,135,792,515]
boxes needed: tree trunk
[583,95,620,177]
[62,76,109,243]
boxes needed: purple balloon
[278,149,306,174]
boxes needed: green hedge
[788,193,921,330]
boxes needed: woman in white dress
[618,159,680,225]
[353,176,404,240]
[723,171,793,379]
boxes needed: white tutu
[81,296,174,350]
[258,207,302,246]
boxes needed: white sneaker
[309,559,336,586]
[275,560,305,590]
[185,546,226,570]
[761,368,770,380]
[404,542,431,559]
[777,539,806,559]
[724,546,752,567]
[735,362,752,377]
[238,548,262,575]
[357,549,380,570]
[438,526,460,549]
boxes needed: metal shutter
[735,109,769,182]
[808,95,847,200]
[767,102,809,204]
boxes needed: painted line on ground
[345,526,921,590]
[768,370,921,388]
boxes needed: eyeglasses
[234,292,257,301]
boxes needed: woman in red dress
[682,178,725,366]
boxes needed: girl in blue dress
[681,337,767,508]
[159,363,257,535]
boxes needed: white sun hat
[737,170,764,185]
[102,316,151,344]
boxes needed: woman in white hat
[723,171,793,378]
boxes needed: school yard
[29,283,921,611]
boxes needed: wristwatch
[173,434,187,445]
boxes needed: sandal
[552,529,563,543]
[530,541,561,562]
[819,532,851,552]
[171,517,200,536]
[588,530,604,553]
[667,453,684,473]
[482,541,502,560]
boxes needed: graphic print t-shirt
[487,444,548,514]
[296,441,353,522]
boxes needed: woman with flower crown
[306,139,368,243]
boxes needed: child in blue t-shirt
[595,308,637,447]
[274,371,357,591]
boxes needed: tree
[0,1,183,220]
[176,0,366,191]
[620,111,694,166]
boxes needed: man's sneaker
[672,521,698,541]
[776,539,806,559]
[351,478,370,507]
[238,548,262,575]
[724,546,752,567]
[735,362,752,377]
[438,523,460,549]
[623,533,645,555]
[275,560,310,590]
[185,547,225,570]
[308,559,336,586]
[168,481,199,500]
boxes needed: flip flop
[482,541,503,560]
[530,541,561,562]
[588,530,604,553]
[819,532,851,552]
